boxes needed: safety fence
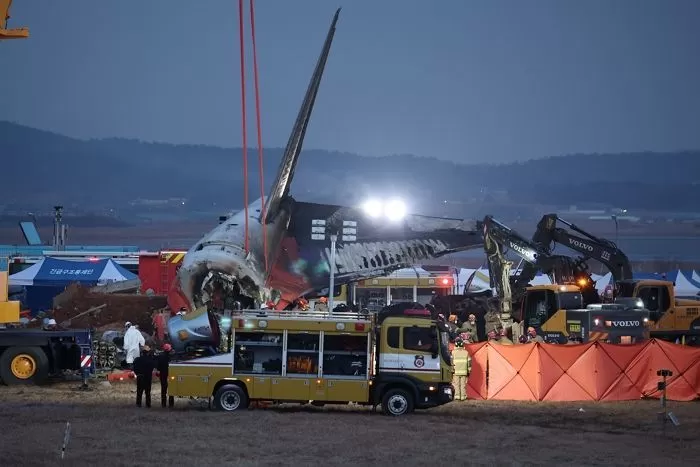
[464,339,700,402]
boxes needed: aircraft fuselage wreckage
[169,9,482,311]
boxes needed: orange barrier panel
[465,342,487,400]
[623,339,700,401]
[474,340,700,402]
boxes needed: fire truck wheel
[213,384,248,412]
[0,346,50,386]
[381,388,414,416]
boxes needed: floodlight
[384,199,406,221]
[362,199,383,218]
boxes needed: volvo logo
[611,320,640,327]
[509,242,536,262]
[568,238,594,252]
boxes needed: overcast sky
[2,0,699,163]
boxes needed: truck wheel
[213,384,248,412]
[0,346,50,385]
[381,388,414,416]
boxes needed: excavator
[470,215,650,344]
[533,213,700,344]
[0,0,29,40]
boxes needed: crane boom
[0,0,29,40]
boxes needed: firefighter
[497,327,514,345]
[486,329,498,342]
[526,326,544,343]
[293,298,309,311]
[460,314,479,342]
[447,315,459,340]
[451,339,469,401]
[315,297,328,312]
[157,343,174,408]
[133,345,156,408]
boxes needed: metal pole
[611,215,618,245]
[329,234,337,313]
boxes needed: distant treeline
[2,121,699,214]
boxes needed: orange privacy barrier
[466,340,700,402]
[465,342,487,399]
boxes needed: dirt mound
[52,284,167,332]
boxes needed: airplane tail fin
[262,8,341,224]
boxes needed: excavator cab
[521,285,584,341]
[617,279,675,329]
[0,0,29,40]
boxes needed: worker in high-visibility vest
[452,337,470,401]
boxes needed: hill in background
[2,121,700,219]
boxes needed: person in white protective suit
[123,322,145,367]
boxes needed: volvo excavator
[466,215,648,344]
[0,0,29,40]
[478,215,615,342]
[533,213,700,344]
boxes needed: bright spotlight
[384,199,406,221]
[362,199,383,218]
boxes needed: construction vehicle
[0,257,94,385]
[533,213,700,343]
[0,0,29,40]
[479,216,597,336]
[520,286,649,344]
[533,213,633,284]
[166,306,455,416]
[477,216,650,343]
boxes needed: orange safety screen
[463,340,700,402]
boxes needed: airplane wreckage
[168,9,483,312]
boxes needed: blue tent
[9,257,137,287]
[8,257,138,314]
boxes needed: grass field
[1,381,699,466]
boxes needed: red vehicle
[138,251,186,297]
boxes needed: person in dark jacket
[133,345,156,408]
[157,343,174,408]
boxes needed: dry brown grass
[1,382,699,467]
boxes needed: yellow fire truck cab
[168,308,455,416]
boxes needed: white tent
[674,271,700,297]
[594,272,613,295]
[693,270,700,285]
[529,274,553,286]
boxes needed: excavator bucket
[0,0,29,40]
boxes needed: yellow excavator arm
[0,0,29,40]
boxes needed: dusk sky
[2,0,699,163]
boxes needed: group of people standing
[445,313,545,346]
[122,321,174,409]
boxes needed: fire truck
[166,306,455,416]
[138,250,186,296]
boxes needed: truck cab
[616,280,700,342]
[166,307,454,416]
